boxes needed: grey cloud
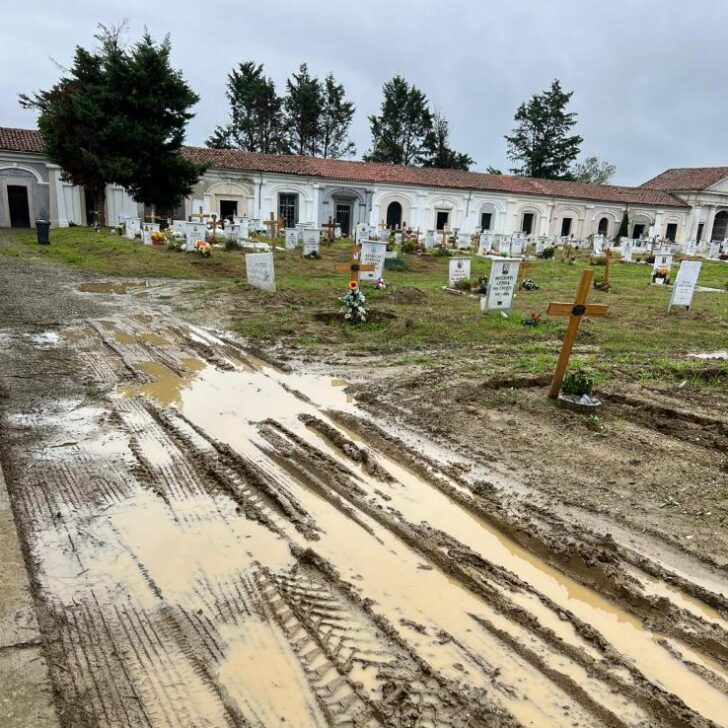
[1,0,726,185]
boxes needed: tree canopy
[505,79,582,179]
[206,62,286,153]
[21,25,204,220]
[365,77,474,169]
[572,156,616,185]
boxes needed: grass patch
[2,227,727,382]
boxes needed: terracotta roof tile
[0,127,688,208]
[182,146,688,207]
[0,127,46,154]
[640,167,728,192]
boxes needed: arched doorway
[711,210,728,241]
[597,217,609,236]
[386,201,402,229]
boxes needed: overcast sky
[1,0,726,185]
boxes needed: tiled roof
[182,146,688,207]
[640,167,728,192]
[0,126,688,208]
[0,127,45,154]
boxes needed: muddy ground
[0,256,726,728]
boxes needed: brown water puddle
[119,359,206,407]
[78,282,138,295]
[114,328,728,726]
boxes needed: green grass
[2,227,727,384]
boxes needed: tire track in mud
[3,313,728,728]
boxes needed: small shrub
[435,246,452,257]
[475,275,488,293]
[453,277,473,291]
[562,370,595,397]
[401,240,416,254]
[224,237,240,251]
[539,246,556,260]
[384,257,406,271]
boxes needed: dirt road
[0,258,726,727]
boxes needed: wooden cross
[209,214,221,241]
[546,270,608,399]
[321,216,338,243]
[263,212,285,239]
[335,246,375,288]
[518,258,531,286]
[191,206,205,223]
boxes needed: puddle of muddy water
[107,325,728,726]
[78,282,140,295]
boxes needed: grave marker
[263,212,285,239]
[303,229,321,257]
[484,258,520,311]
[448,257,472,288]
[424,230,435,249]
[141,222,160,245]
[125,217,141,240]
[456,233,471,250]
[335,247,375,288]
[246,252,276,292]
[546,270,608,399]
[284,228,298,250]
[669,260,702,311]
[360,240,388,280]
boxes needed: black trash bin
[36,220,50,245]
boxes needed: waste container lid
[35,219,49,224]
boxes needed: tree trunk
[95,187,107,228]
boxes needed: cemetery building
[2,125,728,244]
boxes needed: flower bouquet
[151,231,166,246]
[374,278,387,290]
[652,266,670,284]
[195,240,212,258]
[341,282,367,324]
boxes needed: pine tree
[505,79,583,179]
[207,62,286,153]
[365,76,433,165]
[318,73,355,158]
[284,64,323,156]
[21,25,204,221]
[418,111,474,170]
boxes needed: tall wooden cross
[546,270,608,399]
[518,257,531,286]
[263,212,285,239]
[335,246,375,288]
[321,216,338,243]
[209,214,222,241]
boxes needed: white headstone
[378,228,390,242]
[621,245,633,262]
[125,217,141,240]
[496,235,511,255]
[484,258,521,311]
[185,221,207,252]
[478,232,493,255]
[669,261,701,311]
[394,232,403,245]
[448,257,472,288]
[510,235,524,256]
[284,228,298,250]
[708,242,720,259]
[246,252,276,292]
[456,233,471,250]
[303,229,320,256]
[424,230,435,249]
[593,236,605,255]
[141,223,160,246]
[652,252,673,273]
[360,241,387,281]
[355,223,371,243]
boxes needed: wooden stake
[546,270,608,399]
[604,249,611,287]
